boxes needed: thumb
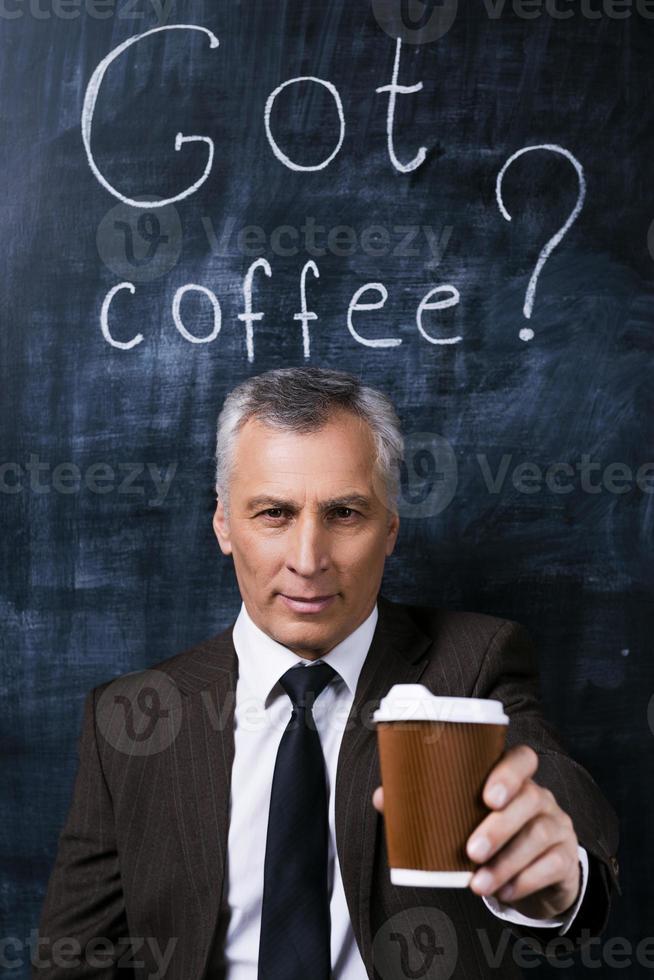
[372,785,384,812]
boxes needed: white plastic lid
[372,685,509,724]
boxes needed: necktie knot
[279,661,338,710]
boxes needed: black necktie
[258,660,338,980]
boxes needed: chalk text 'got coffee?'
[84,25,586,356]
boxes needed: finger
[482,745,539,809]
[372,786,384,812]
[467,779,558,863]
[469,813,572,896]
[492,842,577,905]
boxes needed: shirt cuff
[481,844,589,935]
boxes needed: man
[34,367,620,980]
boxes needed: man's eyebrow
[245,493,374,513]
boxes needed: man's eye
[331,507,356,519]
[262,508,286,519]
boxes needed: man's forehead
[238,470,377,499]
[227,413,383,500]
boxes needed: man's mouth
[278,594,337,614]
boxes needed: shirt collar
[232,600,378,706]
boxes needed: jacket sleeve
[32,687,131,980]
[470,619,621,958]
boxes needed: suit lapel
[335,595,433,975]
[164,625,239,980]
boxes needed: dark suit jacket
[34,594,620,980]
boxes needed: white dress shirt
[223,601,589,979]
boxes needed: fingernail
[468,835,491,861]
[487,783,506,807]
[472,869,494,893]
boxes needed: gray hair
[214,367,404,515]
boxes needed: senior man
[35,366,619,980]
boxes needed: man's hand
[372,745,582,921]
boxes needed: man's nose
[285,515,329,576]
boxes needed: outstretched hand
[372,744,581,920]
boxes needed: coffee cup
[373,685,508,887]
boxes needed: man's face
[212,410,400,658]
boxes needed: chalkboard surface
[2,2,652,975]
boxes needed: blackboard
[2,2,652,976]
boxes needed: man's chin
[270,615,341,657]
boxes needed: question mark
[496,144,586,340]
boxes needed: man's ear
[213,498,233,556]
[385,510,400,556]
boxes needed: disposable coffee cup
[373,685,508,887]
